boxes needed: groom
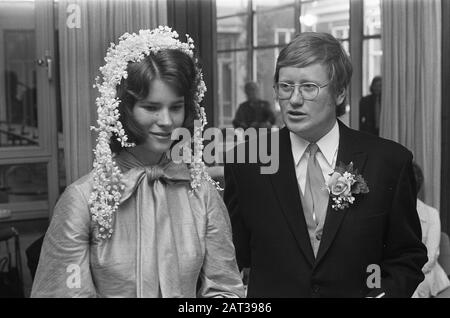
[224,32,427,298]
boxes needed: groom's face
[277,63,344,142]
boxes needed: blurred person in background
[359,76,381,136]
[232,82,275,129]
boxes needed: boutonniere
[326,162,369,211]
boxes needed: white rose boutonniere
[326,162,369,210]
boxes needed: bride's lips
[149,131,172,140]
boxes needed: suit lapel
[268,127,315,266]
[314,121,368,266]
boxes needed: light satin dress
[31,151,244,298]
[413,199,450,297]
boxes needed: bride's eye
[171,104,184,112]
[140,104,158,111]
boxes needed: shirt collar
[290,131,309,166]
[290,121,340,166]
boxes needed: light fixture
[299,14,318,27]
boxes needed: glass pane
[217,0,248,18]
[341,40,350,56]
[217,15,248,51]
[255,6,296,47]
[255,48,277,106]
[217,51,249,127]
[254,0,295,11]
[0,163,47,203]
[300,0,350,40]
[362,38,382,96]
[364,0,381,36]
[0,1,39,147]
[255,48,283,126]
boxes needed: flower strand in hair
[90,26,214,239]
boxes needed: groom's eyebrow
[279,76,311,83]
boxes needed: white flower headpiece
[89,26,219,239]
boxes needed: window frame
[349,0,382,129]
[0,0,59,222]
[216,0,300,128]
[215,0,382,130]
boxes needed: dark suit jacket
[224,121,427,298]
[359,95,380,136]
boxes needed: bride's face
[132,79,185,155]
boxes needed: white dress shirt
[290,121,340,196]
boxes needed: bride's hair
[110,49,199,154]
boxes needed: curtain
[380,0,441,209]
[167,0,217,128]
[58,0,167,185]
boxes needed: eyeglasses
[274,81,330,100]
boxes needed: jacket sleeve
[366,154,427,298]
[197,183,245,298]
[422,206,441,273]
[224,163,251,270]
[30,185,96,298]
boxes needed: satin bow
[119,160,191,204]
[115,151,191,297]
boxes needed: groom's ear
[335,87,346,106]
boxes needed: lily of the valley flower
[90,26,214,239]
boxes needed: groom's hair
[110,50,199,154]
[274,32,353,109]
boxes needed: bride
[31,27,244,298]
